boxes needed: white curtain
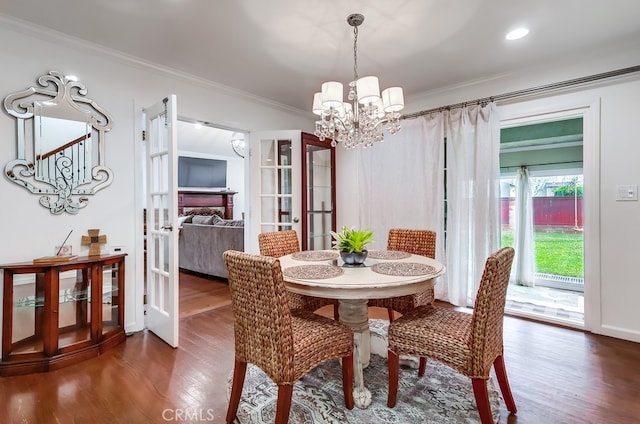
[444,103,501,306]
[357,115,446,278]
[355,103,500,306]
[513,166,535,286]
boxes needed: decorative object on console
[3,71,114,214]
[33,254,79,264]
[312,13,404,149]
[33,229,77,264]
[55,229,74,256]
[81,229,107,256]
[54,245,73,256]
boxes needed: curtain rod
[500,160,583,170]
[402,65,640,120]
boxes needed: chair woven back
[223,250,295,383]
[258,230,301,258]
[368,229,438,315]
[387,229,436,258]
[469,246,515,376]
[258,229,338,315]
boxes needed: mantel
[178,190,237,219]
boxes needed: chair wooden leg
[493,355,517,413]
[387,349,400,407]
[472,378,494,424]
[341,353,355,410]
[387,308,395,322]
[275,384,294,424]
[226,359,247,424]
[418,357,427,377]
[333,303,340,321]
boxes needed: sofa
[178,213,244,279]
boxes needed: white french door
[143,95,179,347]
[248,131,302,253]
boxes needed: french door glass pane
[259,138,294,230]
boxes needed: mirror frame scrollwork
[3,71,114,214]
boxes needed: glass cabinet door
[57,267,92,350]
[8,272,43,356]
[102,261,122,335]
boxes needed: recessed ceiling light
[506,27,529,41]
[194,123,203,129]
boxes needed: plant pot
[340,250,368,266]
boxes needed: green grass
[501,230,584,278]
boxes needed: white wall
[0,17,314,338]
[336,40,640,342]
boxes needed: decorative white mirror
[3,71,113,214]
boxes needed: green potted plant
[331,226,375,266]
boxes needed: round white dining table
[279,249,445,409]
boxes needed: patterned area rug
[228,330,501,423]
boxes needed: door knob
[293,217,299,223]
[160,224,173,231]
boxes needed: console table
[1,254,126,376]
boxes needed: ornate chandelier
[313,13,404,149]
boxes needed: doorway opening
[176,119,247,220]
[144,119,247,320]
[500,117,585,326]
[175,118,247,312]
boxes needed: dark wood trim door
[301,133,336,250]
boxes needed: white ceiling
[1,0,639,113]
[177,120,244,158]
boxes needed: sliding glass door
[500,117,585,325]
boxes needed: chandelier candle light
[313,13,404,148]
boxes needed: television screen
[178,156,227,188]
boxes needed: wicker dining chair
[368,229,437,321]
[386,247,517,424]
[258,230,339,320]
[224,250,354,424]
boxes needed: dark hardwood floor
[1,271,639,423]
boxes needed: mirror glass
[3,71,113,214]
[34,102,93,187]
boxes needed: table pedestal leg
[339,298,372,409]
